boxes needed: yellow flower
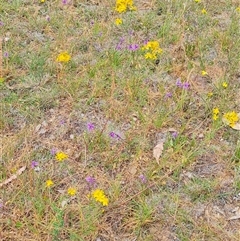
[55,152,68,161]
[115,18,123,25]
[208,92,213,97]
[91,189,109,206]
[67,187,77,196]
[201,8,207,14]
[212,108,219,120]
[115,0,136,13]
[223,111,239,127]
[115,3,127,13]
[0,77,4,84]
[195,0,201,2]
[56,52,71,63]
[213,114,218,120]
[236,7,240,12]
[40,0,45,2]
[142,41,162,60]
[144,52,156,60]
[213,108,219,115]
[201,70,208,76]
[46,179,54,188]
[222,82,228,88]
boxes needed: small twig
[0,166,27,188]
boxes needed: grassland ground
[1,0,240,240]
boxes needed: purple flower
[176,78,182,87]
[109,131,121,139]
[119,37,125,44]
[143,39,149,45]
[60,119,65,125]
[85,176,96,185]
[31,161,38,168]
[87,123,95,131]
[182,82,190,90]
[46,15,50,21]
[3,52,8,58]
[0,21,3,26]
[128,44,139,51]
[50,148,57,155]
[165,92,172,98]
[116,43,122,50]
[129,30,134,36]
[172,132,178,139]
[139,174,147,184]
[116,37,125,51]
[62,0,68,4]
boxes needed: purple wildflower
[62,0,68,4]
[3,52,8,58]
[46,15,50,21]
[0,21,3,26]
[139,174,147,184]
[182,82,190,90]
[109,131,121,139]
[143,39,149,45]
[31,161,38,168]
[85,176,96,185]
[165,92,172,98]
[87,123,95,131]
[116,37,125,50]
[116,43,122,50]
[129,30,134,36]
[172,132,178,139]
[60,119,65,125]
[119,37,125,44]
[128,44,139,51]
[176,78,182,87]
[50,148,57,155]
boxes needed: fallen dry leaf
[0,166,26,188]
[153,142,164,164]
[222,113,240,130]
[232,123,240,131]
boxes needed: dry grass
[1,0,240,240]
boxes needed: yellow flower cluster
[115,0,136,13]
[212,108,219,120]
[91,189,109,206]
[67,187,77,196]
[222,82,228,88]
[46,179,54,188]
[115,18,123,25]
[223,111,239,127]
[201,70,208,76]
[56,52,71,63]
[55,152,68,161]
[142,41,163,60]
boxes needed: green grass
[1,0,240,240]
